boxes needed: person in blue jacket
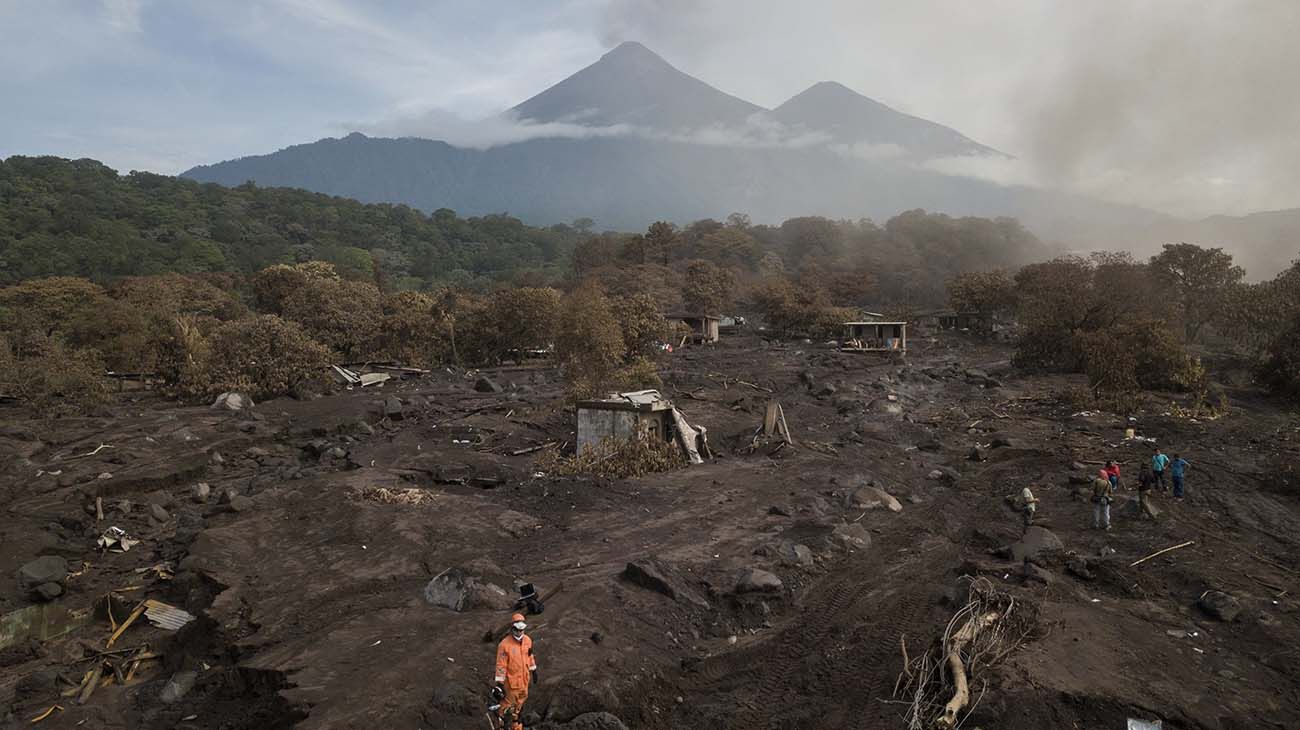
[1152,448,1171,492]
[1170,453,1190,500]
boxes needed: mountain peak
[773,81,1000,158]
[602,41,660,62]
[511,42,762,130]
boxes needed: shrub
[170,315,331,401]
[536,431,684,479]
[370,291,449,366]
[1258,312,1300,400]
[0,336,111,417]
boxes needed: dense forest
[0,156,1048,302]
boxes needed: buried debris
[895,576,1038,730]
[97,526,139,553]
[143,599,196,631]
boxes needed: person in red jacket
[492,613,537,730]
[1105,461,1122,490]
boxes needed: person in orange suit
[493,612,537,730]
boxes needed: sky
[3,0,1297,218]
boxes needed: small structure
[576,389,710,463]
[933,310,1002,333]
[666,313,721,344]
[840,321,907,354]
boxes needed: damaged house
[666,313,721,344]
[840,320,907,354]
[576,390,711,463]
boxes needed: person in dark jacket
[1137,463,1157,519]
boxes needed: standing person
[1105,461,1122,491]
[1152,448,1170,492]
[1092,475,1114,530]
[492,612,538,730]
[1170,453,1190,500]
[1021,486,1039,527]
[1137,463,1157,519]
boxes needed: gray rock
[1199,590,1242,622]
[567,712,629,730]
[777,543,814,567]
[851,486,902,513]
[211,392,252,411]
[988,433,1014,449]
[1022,564,1053,585]
[475,376,504,393]
[191,482,211,503]
[734,568,783,594]
[18,556,68,598]
[423,568,513,612]
[623,559,678,600]
[33,582,64,601]
[814,383,837,397]
[160,670,198,704]
[149,503,170,522]
[383,397,404,420]
[325,446,347,460]
[830,522,871,550]
[228,495,254,513]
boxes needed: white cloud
[101,0,145,33]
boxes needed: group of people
[1090,447,1190,530]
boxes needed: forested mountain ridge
[1,155,1053,306]
[0,155,583,289]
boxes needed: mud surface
[2,333,1297,729]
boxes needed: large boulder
[18,556,67,601]
[734,568,783,594]
[1001,527,1064,563]
[851,486,902,513]
[475,377,504,394]
[776,542,814,567]
[567,712,629,730]
[1199,590,1241,622]
[545,679,621,722]
[622,558,709,607]
[423,568,513,612]
[210,392,253,411]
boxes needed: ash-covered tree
[253,261,381,359]
[1149,243,1245,342]
[947,270,1016,316]
[644,221,679,265]
[682,260,735,314]
[1258,311,1300,400]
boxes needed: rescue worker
[1092,474,1113,531]
[493,612,538,730]
[1152,448,1170,492]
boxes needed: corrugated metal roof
[144,600,196,631]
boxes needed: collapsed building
[576,389,711,463]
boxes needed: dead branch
[1130,540,1195,567]
[937,610,1001,728]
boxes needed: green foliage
[0,156,583,289]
